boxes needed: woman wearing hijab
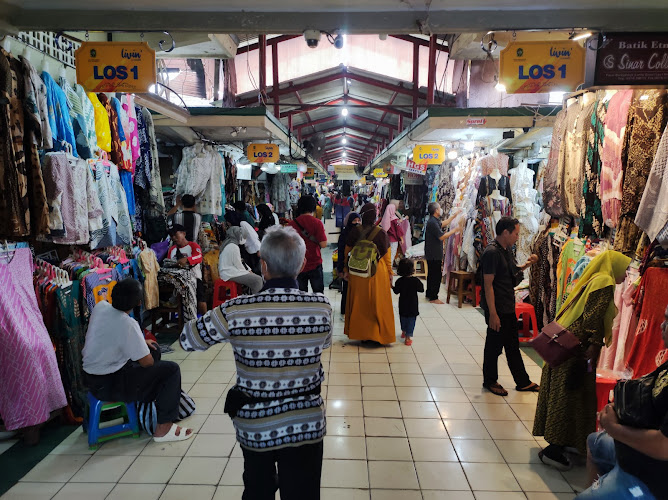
[323,194,333,221]
[343,203,395,344]
[256,204,275,239]
[217,226,264,294]
[533,250,632,470]
[380,204,405,266]
[337,211,361,317]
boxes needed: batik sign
[499,41,585,93]
[75,42,156,93]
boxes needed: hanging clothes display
[157,267,198,321]
[89,158,132,249]
[0,248,67,430]
[75,84,98,157]
[509,160,540,273]
[42,70,77,156]
[19,56,52,149]
[543,109,566,218]
[87,91,111,153]
[59,77,93,159]
[477,174,513,204]
[437,161,457,216]
[580,98,608,237]
[601,90,633,229]
[635,124,668,243]
[142,107,164,213]
[270,173,291,214]
[615,90,668,255]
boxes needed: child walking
[392,258,424,346]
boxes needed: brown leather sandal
[482,382,508,396]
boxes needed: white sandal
[153,423,194,443]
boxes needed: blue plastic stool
[84,392,140,450]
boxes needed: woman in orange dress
[343,203,396,345]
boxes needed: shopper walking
[288,195,328,293]
[480,216,539,398]
[424,202,462,303]
[180,226,332,500]
[381,204,405,267]
[343,203,395,344]
[533,250,631,470]
[393,258,424,346]
[337,211,360,317]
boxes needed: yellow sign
[305,167,315,179]
[412,145,445,165]
[334,164,356,174]
[373,168,388,178]
[75,42,156,93]
[499,41,586,94]
[247,143,279,163]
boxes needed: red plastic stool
[213,279,239,308]
[595,377,617,430]
[515,302,539,343]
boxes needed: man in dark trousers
[424,202,462,304]
[480,216,539,397]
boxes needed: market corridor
[2,249,582,500]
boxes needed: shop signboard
[412,144,445,165]
[279,163,298,173]
[334,164,356,175]
[466,117,487,126]
[403,171,424,185]
[75,42,156,93]
[499,40,585,94]
[247,143,279,163]
[373,168,388,178]
[405,159,428,175]
[305,167,315,179]
[592,33,668,86]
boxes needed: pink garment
[398,219,411,254]
[121,94,140,172]
[480,153,509,176]
[380,204,398,232]
[0,249,66,430]
[601,90,633,228]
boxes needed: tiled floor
[1,246,586,499]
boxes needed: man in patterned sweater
[181,225,332,500]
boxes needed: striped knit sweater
[180,281,332,451]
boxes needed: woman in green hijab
[533,250,631,470]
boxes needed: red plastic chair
[595,377,617,430]
[515,302,539,343]
[213,279,239,308]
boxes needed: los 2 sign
[412,145,445,165]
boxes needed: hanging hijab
[557,250,631,345]
[220,226,246,254]
[380,204,398,232]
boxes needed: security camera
[303,29,321,48]
[332,33,344,49]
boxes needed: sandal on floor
[482,382,508,396]
[516,383,540,392]
[153,424,194,443]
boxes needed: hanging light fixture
[447,150,458,160]
[342,137,347,145]
[341,107,349,117]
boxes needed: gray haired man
[181,225,332,500]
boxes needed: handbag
[613,365,665,428]
[529,287,585,368]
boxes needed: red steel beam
[302,124,390,140]
[323,132,383,146]
[327,145,369,154]
[412,42,419,119]
[349,113,394,130]
[236,71,343,107]
[271,42,279,118]
[259,35,267,100]
[237,35,300,55]
[280,97,344,118]
[293,91,317,132]
[346,72,418,98]
[293,114,340,130]
[427,34,437,106]
[327,138,371,151]
[390,35,449,52]
[345,97,412,118]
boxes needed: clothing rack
[34,257,72,287]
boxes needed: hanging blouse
[19,56,52,149]
[615,90,668,255]
[111,96,133,171]
[89,159,132,248]
[97,94,124,168]
[42,71,77,156]
[121,95,140,168]
[75,85,98,156]
[635,124,668,243]
[87,92,111,153]
[142,107,164,212]
[477,175,512,204]
[580,99,608,237]
[134,105,152,190]
[601,90,633,228]
[59,77,93,159]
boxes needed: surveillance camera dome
[303,29,321,48]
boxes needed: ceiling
[2,0,668,33]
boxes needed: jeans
[425,259,442,300]
[577,432,655,499]
[400,315,417,337]
[241,441,324,500]
[298,264,324,294]
[482,310,531,388]
[85,350,181,424]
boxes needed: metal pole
[271,41,279,117]
[259,34,267,102]
[427,34,437,106]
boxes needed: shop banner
[373,168,388,178]
[412,144,445,165]
[247,143,279,163]
[334,164,356,175]
[75,42,156,93]
[405,159,428,175]
[305,167,315,179]
[279,163,298,173]
[499,40,585,94]
[403,171,424,185]
[593,33,668,86]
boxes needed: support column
[398,115,403,133]
[259,34,267,103]
[412,42,419,119]
[271,41,279,117]
[427,34,437,106]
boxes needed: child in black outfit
[392,258,424,346]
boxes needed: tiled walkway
[1,247,587,499]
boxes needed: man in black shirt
[480,217,539,397]
[167,194,202,243]
[424,202,462,304]
[577,304,668,499]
